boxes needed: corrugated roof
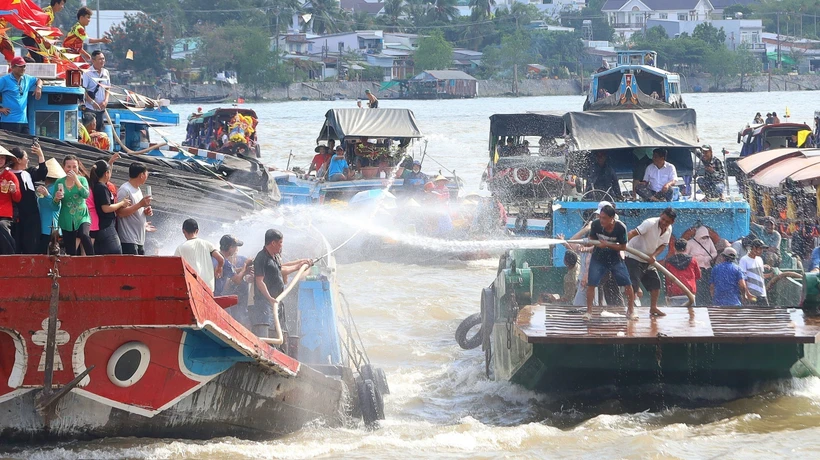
[414,70,477,81]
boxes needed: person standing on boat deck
[9,142,46,254]
[696,145,725,199]
[685,225,718,305]
[636,148,676,202]
[327,145,351,182]
[0,147,21,254]
[82,50,111,130]
[251,229,312,338]
[0,56,43,133]
[772,112,781,124]
[764,113,773,124]
[664,239,701,306]
[63,7,112,62]
[739,239,770,306]
[710,247,748,307]
[214,234,253,327]
[54,155,93,255]
[365,89,379,108]
[36,159,64,254]
[21,0,65,63]
[175,218,223,292]
[584,205,634,320]
[585,151,621,201]
[116,162,153,255]
[750,216,781,266]
[754,113,764,124]
[625,208,675,317]
[89,161,129,255]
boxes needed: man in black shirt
[585,205,635,319]
[251,229,312,339]
[586,151,621,201]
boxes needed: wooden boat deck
[516,305,820,345]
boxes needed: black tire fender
[356,377,384,428]
[455,312,483,350]
[481,287,495,350]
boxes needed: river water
[12,93,820,459]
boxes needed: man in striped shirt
[739,239,769,306]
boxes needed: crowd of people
[171,222,313,340]
[0,140,153,256]
[559,203,787,319]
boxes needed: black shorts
[625,257,661,291]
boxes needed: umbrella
[349,189,397,209]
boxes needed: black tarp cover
[563,109,698,151]
[489,113,565,138]
[317,108,423,142]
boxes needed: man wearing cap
[585,151,621,201]
[251,229,312,339]
[739,239,769,306]
[214,234,253,327]
[403,159,428,195]
[365,89,378,108]
[327,145,351,181]
[750,216,781,265]
[625,207,676,317]
[0,56,43,133]
[636,148,677,202]
[696,145,724,199]
[765,113,774,124]
[710,247,748,307]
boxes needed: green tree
[531,31,585,72]
[735,46,761,90]
[482,30,536,79]
[429,0,459,23]
[703,47,736,90]
[414,30,454,71]
[380,0,409,32]
[303,0,342,34]
[106,13,170,74]
[469,0,496,20]
[692,22,727,49]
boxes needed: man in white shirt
[739,239,769,306]
[625,208,676,317]
[636,148,677,201]
[174,218,224,292]
[82,50,110,130]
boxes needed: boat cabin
[14,63,84,141]
[737,123,813,156]
[585,50,684,111]
[184,107,261,158]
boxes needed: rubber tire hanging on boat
[481,287,495,378]
[512,168,534,185]
[356,377,384,428]
[456,312,483,350]
[361,364,390,395]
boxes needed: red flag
[0,0,49,30]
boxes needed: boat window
[64,111,77,141]
[35,111,60,138]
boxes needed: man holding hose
[251,229,313,341]
[625,207,676,318]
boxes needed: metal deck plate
[516,305,820,345]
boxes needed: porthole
[107,342,150,387]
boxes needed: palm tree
[380,0,408,32]
[429,0,458,23]
[405,0,431,31]
[469,0,495,20]
[303,0,342,34]
[351,10,376,30]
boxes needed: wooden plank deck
[516,305,820,345]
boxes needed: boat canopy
[187,108,259,124]
[489,113,565,138]
[564,109,698,151]
[737,148,820,187]
[317,108,423,142]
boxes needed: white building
[601,0,715,41]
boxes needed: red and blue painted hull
[0,256,350,442]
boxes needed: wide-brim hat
[433,174,448,182]
[314,145,327,153]
[45,158,66,179]
[0,145,15,159]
